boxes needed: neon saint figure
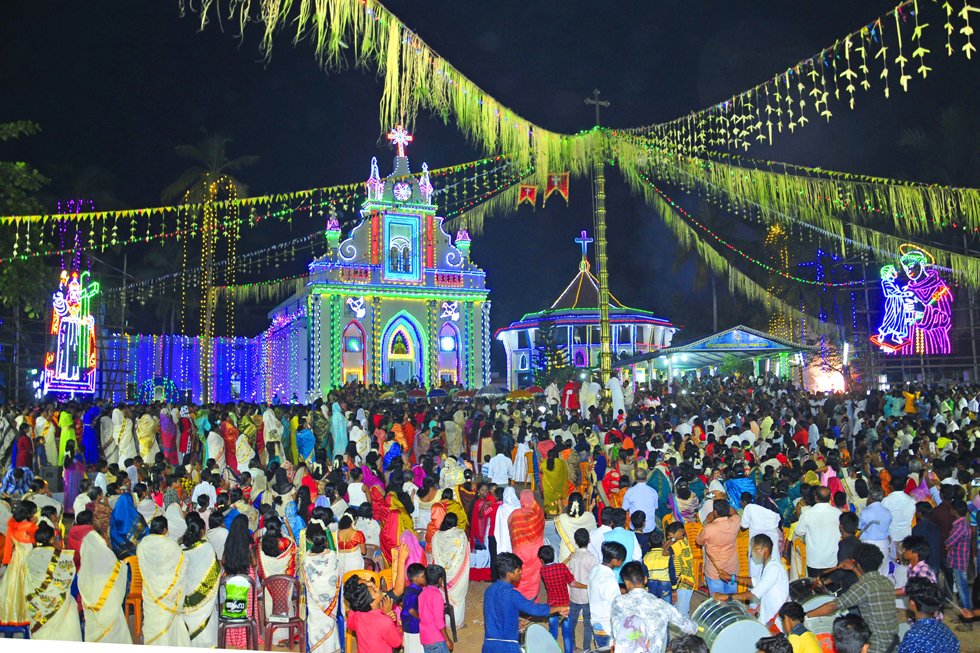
[43,270,100,394]
[870,244,953,355]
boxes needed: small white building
[495,231,678,389]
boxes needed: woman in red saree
[470,486,497,548]
[220,414,241,474]
[426,501,447,553]
[379,492,413,565]
[2,500,38,565]
[508,490,544,599]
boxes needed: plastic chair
[661,513,675,532]
[261,575,305,652]
[217,574,262,650]
[736,530,750,592]
[684,522,704,588]
[123,555,143,641]
[0,625,30,639]
[341,570,381,653]
[377,568,393,592]
[792,539,807,578]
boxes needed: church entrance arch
[381,313,425,384]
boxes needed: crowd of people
[0,373,976,653]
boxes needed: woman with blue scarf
[330,402,348,459]
[110,493,148,558]
[296,418,316,467]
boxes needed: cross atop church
[387,125,413,157]
[575,230,593,260]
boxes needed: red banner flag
[543,172,569,206]
[517,184,537,209]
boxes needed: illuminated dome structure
[496,231,678,389]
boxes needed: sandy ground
[119,569,980,653]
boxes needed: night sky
[2,1,975,355]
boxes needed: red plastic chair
[261,574,305,652]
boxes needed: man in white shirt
[880,477,916,546]
[191,473,218,507]
[485,451,514,486]
[588,510,614,562]
[712,533,789,626]
[588,540,626,648]
[740,488,783,577]
[793,486,841,576]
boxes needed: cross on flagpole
[575,230,594,259]
[584,89,610,127]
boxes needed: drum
[522,624,561,653]
[789,578,845,634]
[691,599,771,653]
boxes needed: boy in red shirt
[539,545,587,652]
[344,575,404,653]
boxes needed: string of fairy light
[0,156,520,264]
[616,131,977,233]
[639,171,866,288]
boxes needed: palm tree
[162,132,257,402]
[899,106,980,378]
[898,106,980,187]
[161,132,259,204]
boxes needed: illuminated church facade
[260,128,492,401]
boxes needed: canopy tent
[611,325,818,377]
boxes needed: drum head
[706,618,771,653]
[523,624,561,653]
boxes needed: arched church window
[390,236,412,272]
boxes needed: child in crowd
[400,563,427,653]
[419,564,453,653]
[344,574,404,653]
[539,544,587,648]
[483,552,566,653]
[665,521,696,616]
[643,529,674,602]
[565,530,597,653]
[632,511,653,556]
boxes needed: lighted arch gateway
[257,128,492,399]
[382,314,425,384]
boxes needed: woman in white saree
[431,513,470,624]
[78,530,132,644]
[302,523,342,653]
[258,518,298,646]
[180,513,220,648]
[25,523,82,641]
[207,428,226,472]
[137,516,190,647]
[166,502,188,543]
[236,431,256,476]
[554,493,597,560]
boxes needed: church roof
[549,266,627,311]
[496,232,677,336]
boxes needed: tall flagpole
[585,89,612,385]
